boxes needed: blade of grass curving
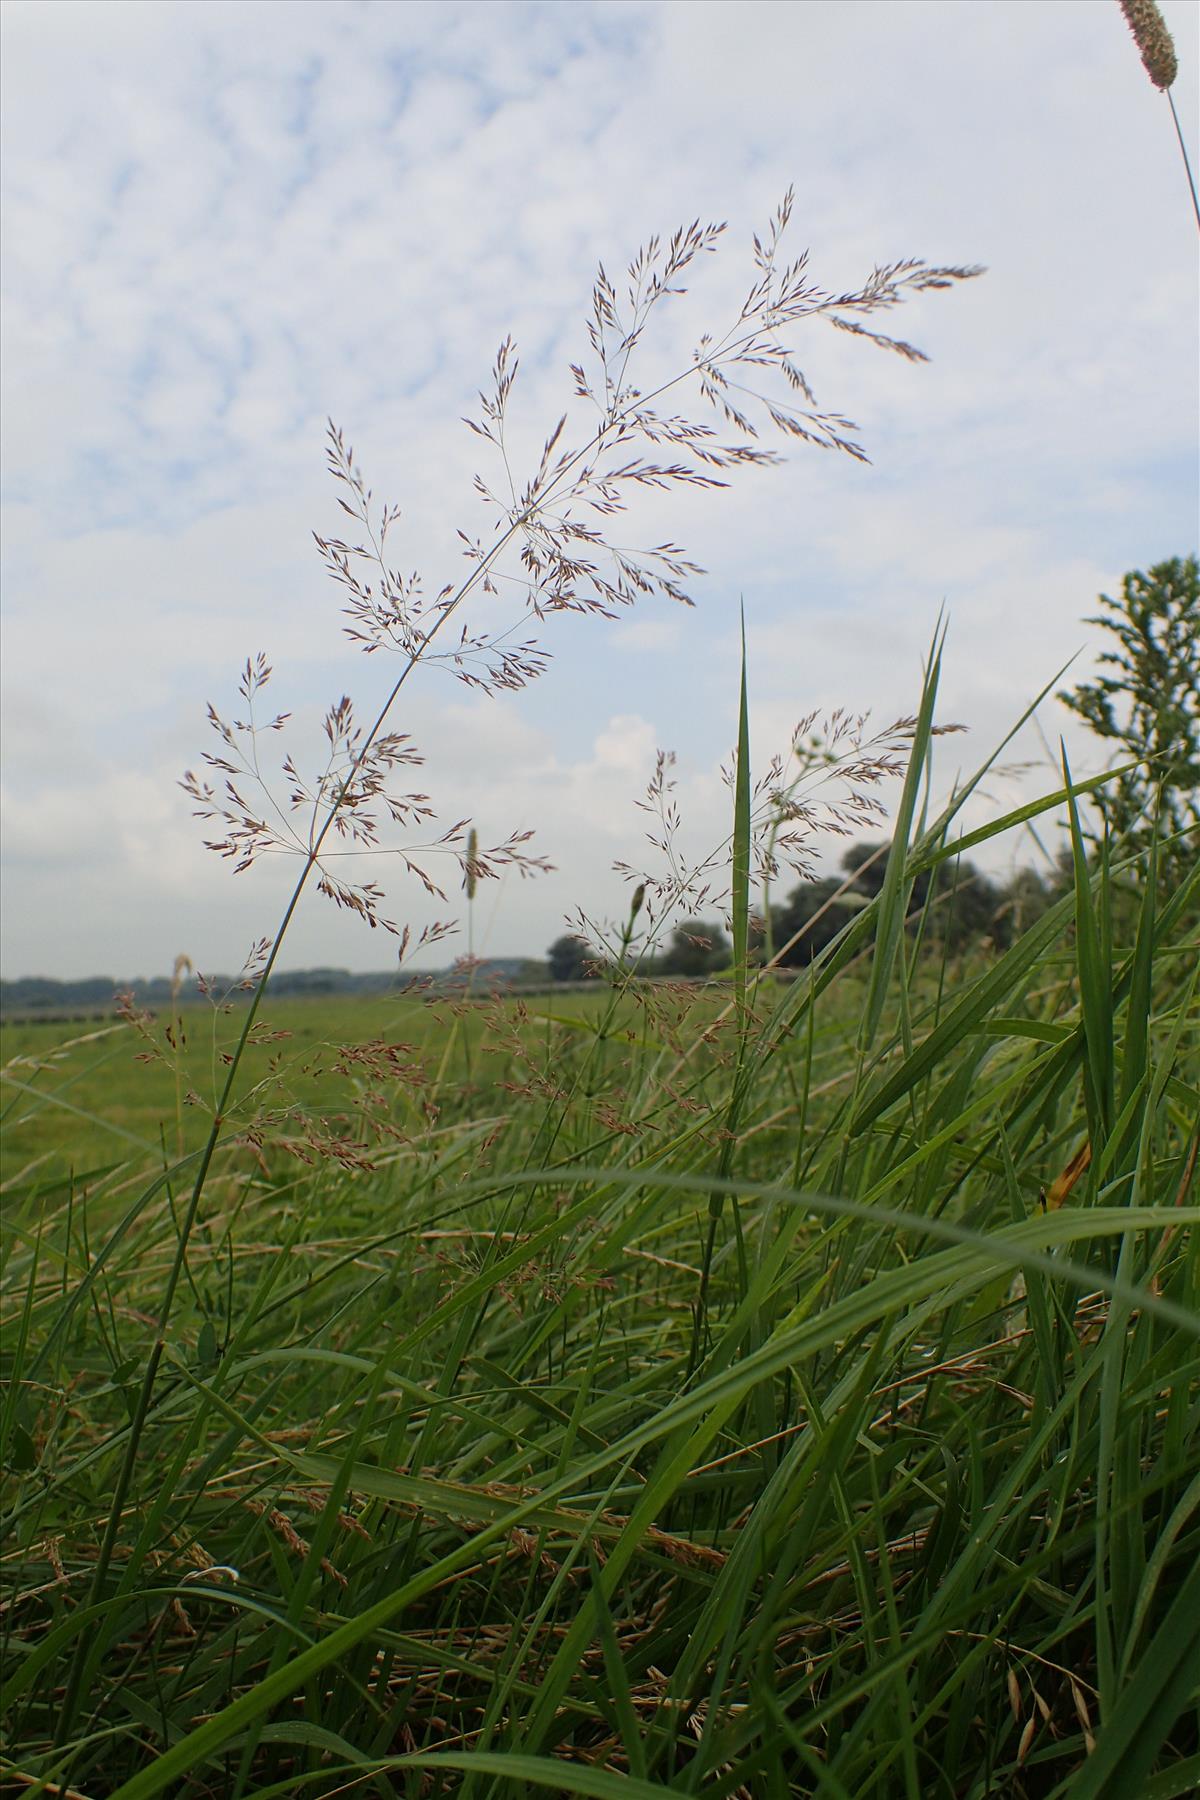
[191,1759,678,1800]
[1120,1469,1200,1680]
[860,619,945,1055]
[731,603,751,1036]
[1093,1223,1140,1715]
[906,761,1142,877]
[1063,742,1114,1146]
[226,1719,370,1766]
[318,1751,685,1798]
[850,886,1076,1134]
[102,1179,1196,1800]
[690,623,757,1372]
[1144,1758,1200,1800]
[1063,1552,1200,1800]
[1119,830,1157,1122]
[587,1546,649,1782]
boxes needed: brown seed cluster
[1118,0,1178,90]
[184,195,978,950]
[181,658,549,938]
[603,711,956,961]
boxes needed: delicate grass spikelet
[465,827,478,902]
[1118,0,1178,91]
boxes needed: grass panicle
[1118,0,1178,91]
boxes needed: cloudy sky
[2,0,1196,981]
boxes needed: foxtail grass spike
[1118,0,1178,90]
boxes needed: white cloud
[612,619,684,654]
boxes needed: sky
[2,0,1197,981]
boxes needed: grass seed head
[466,827,479,901]
[1118,0,1178,89]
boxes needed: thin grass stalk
[62,347,725,1734]
[1062,743,1116,1148]
[859,620,946,1057]
[1166,88,1200,228]
[689,630,755,1375]
[730,607,752,1037]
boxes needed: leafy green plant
[1058,555,1199,875]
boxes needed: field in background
[0,989,630,1185]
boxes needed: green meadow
[1,992,611,1186]
[3,789,1197,1796]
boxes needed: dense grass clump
[2,698,1197,1796]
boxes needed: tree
[658,919,731,978]
[1058,557,1199,871]
[838,841,936,910]
[937,858,1004,953]
[771,842,1012,966]
[770,878,856,966]
[838,841,890,899]
[991,865,1054,946]
[547,933,591,982]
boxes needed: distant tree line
[546,843,1064,983]
[765,841,1062,967]
[0,968,403,1014]
[548,917,739,982]
[0,959,544,1017]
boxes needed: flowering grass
[2,158,1197,1798]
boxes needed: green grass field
[3,831,1197,1797]
[2,986,697,1187]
